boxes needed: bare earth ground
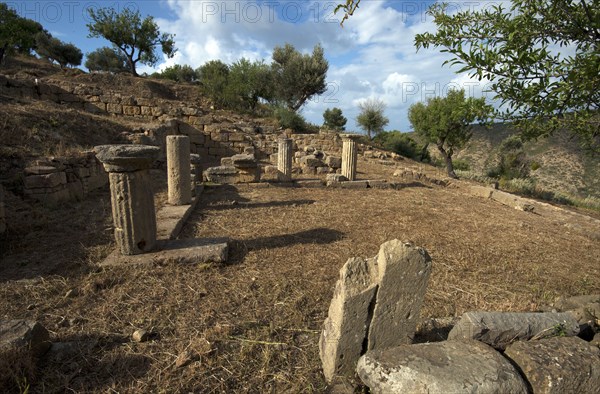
[0,158,599,393]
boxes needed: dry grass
[0,158,599,393]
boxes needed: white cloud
[151,0,489,132]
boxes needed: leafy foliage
[271,43,328,111]
[35,33,82,68]
[197,60,230,108]
[408,89,491,178]
[415,0,600,153]
[154,64,197,83]
[87,7,176,76]
[323,107,347,131]
[226,58,274,110]
[85,47,129,73]
[487,135,531,180]
[373,131,428,161]
[272,106,310,132]
[0,3,44,64]
[356,98,389,140]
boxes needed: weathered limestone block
[95,144,160,173]
[24,171,67,189]
[107,103,123,114]
[367,240,432,350]
[166,136,191,205]
[504,336,600,394]
[277,138,293,182]
[231,154,257,168]
[0,320,51,358]
[123,105,141,116]
[319,257,379,383]
[24,165,58,175]
[448,311,580,350]
[357,340,528,394]
[300,154,324,168]
[325,156,342,169]
[326,174,348,184]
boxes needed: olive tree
[408,89,491,179]
[87,7,176,76]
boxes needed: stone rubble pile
[319,241,600,393]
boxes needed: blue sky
[5,0,502,132]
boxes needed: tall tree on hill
[0,3,44,64]
[85,47,129,73]
[356,98,389,140]
[35,33,82,68]
[408,89,492,179]
[335,0,600,153]
[323,107,347,131]
[271,43,328,111]
[87,7,177,76]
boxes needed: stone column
[167,136,191,205]
[277,138,293,182]
[341,134,360,181]
[95,145,160,256]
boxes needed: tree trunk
[437,144,458,179]
[126,56,138,77]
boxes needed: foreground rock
[357,340,528,394]
[0,320,51,358]
[319,240,432,383]
[367,240,432,350]
[448,311,579,349]
[504,336,600,394]
[319,257,378,382]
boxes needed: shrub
[373,131,425,161]
[272,107,308,132]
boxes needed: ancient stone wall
[22,152,108,205]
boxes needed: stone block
[140,106,153,116]
[229,133,245,142]
[231,154,257,168]
[357,340,528,394]
[326,174,348,184]
[101,238,228,267]
[0,320,51,358]
[25,165,58,175]
[107,103,123,114]
[504,336,600,394]
[319,257,378,383]
[300,154,324,168]
[367,240,432,350]
[448,311,580,350]
[123,105,141,116]
[24,171,67,189]
[325,156,342,169]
